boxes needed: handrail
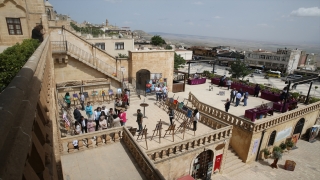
[122,128,165,180]
[62,26,116,60]
[51,41,122,81]
[189,92,255,131]
[189,92,320,133]
[146,125,232,155]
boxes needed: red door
[214,154,223,171]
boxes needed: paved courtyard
[180,62,320,98]
[61,142,146,180]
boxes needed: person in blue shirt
[85,102,93,119]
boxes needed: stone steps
[223,146,247,175]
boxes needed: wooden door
[192,150,213,179]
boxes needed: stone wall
[86,38,134,57]
[0,36,60,179]
[128,50,174,91]
[189,92,320,163]
[0,0,46,45]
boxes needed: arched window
[268,131,276,146]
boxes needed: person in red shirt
[118,109,127,126]
[122,92,128,109]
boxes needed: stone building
[1,1,320,180]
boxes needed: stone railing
[122,128,166,180]
[189,92,320,133]
[253,100,320,133]
[189,92,255,131]
[60,127,123,153]
[0,36,60,179]
[146,126,232,162]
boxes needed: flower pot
[287,147,292,150]
[264,154,269,159]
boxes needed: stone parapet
[146,126,232,162]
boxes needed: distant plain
[149,32,320,54]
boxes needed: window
[268,131,277,146]
[6,18,22,35]
[95,43,105,50]
[115,42,124,50]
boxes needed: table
[140,103,149,118]
[188,78,206,85]
[211,78,226,86]
[211,79,255,95]
[273,100,298,112]
[260,91,281,102]
[245,108,274,122]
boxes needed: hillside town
[0,1,320,180]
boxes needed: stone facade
[129,50,175,91]
[0,0,46,45]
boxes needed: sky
[50,0,320,44]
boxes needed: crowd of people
[155,85,168,101]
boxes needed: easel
[163,94,175,111]
[137,125,148,150]
[163,124,176,142]
[175,120,188,140]
[150,120,163,143]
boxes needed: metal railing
[51,41,122,82]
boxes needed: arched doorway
[136,69,150,96]
[191,150,213,180]
[293,118,305,138]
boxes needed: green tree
[0,39,40,91]
[151,35,166,46]
[165,45,172,50]
[227,59,253,80]
[174,53,185,70]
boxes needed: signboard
[275,127,292,142]
[219,91,225,96]
[120,67,126,72]
[206,161,213,180]
[252,139,260,154]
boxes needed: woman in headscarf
[243,92,249,106]
[99,116,108,130]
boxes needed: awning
[249,64,263,68]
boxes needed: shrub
[0,39,40,91]
[263,148,270,156]
[286,140,294,148]
[280,142,286,150]
[273,146,282,152]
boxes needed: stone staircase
[126,82,141,102]
[223,146,249,177]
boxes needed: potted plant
[262,148,270,159]
[279,142,287,151]
[286,140,294,150]
[290,92,300,100]
[271,146,283,169]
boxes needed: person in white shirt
[226,79,232,90]
[162,86,168,101]
[235,92,242,107]
[193,109,200,131]
[72,140,79,149]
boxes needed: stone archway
[191,150,214,180]
[293,118,305,138]
[136,69,150,95]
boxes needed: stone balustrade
[60,127,123,154]
[189,92,255,131]
[122,128,166,180]
[188,92,320,133]
[253,100,320,133]
[146,126,232,162]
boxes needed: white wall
[87,38,134,57]
[175,50,193,60]
[287,50,302,73]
